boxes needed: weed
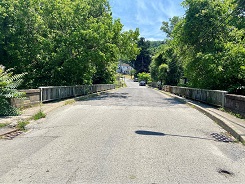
[32,111,46,120]
[64,99,75,105]
[0,123,8,128]
[16,121,29,131]
[219,108,244,119]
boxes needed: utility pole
[141,56,144,71]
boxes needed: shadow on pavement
[135,130,165,136]
[164,98,186,105]
[76,92,130,102]
[135,130,215,141]
[98,92,130,99]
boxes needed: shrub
[228,85,245,96]
[0,65,26,116]
[137,72,151,83]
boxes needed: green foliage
[148,41,164,54]
[64,99,75,105]
[161,16,181,38]
[0,98,19,116]
[16,121,30,131]
[167,0,245,92]
[0,65,25,116]
[0,123,8,128]
[219,108,244,119]
[0,0,139,88]
[131,37,152,74]
[130,69,136,78]
[150,44,183,86]
[137,72,151,83]
[32,110,46,120]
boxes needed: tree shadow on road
[163,98,186,105]
[75,92,130,102]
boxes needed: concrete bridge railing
[40,84,115,102]
[169,86,227,107]
[162,85,245,118]
[11,84,115,107]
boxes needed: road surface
[1,78,245,183]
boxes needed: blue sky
[109,0,186,41]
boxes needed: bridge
[0,78,245,183]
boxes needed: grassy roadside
[0,123,8,128]
[219,108,244,119]
[14,110,46,131]
[16,121,30,131]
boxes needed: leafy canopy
[0,0,140,88]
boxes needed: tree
[137,72,151,83]
[132,37,152,74]
[148,41,164,54]
[150,44,182,86]
[161,16,181,38]
[172,0,245,90]
[0,0,140,88]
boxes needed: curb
[0,128,19,136]
[188,101,245,143]
[156,89,245,144]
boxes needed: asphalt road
[1,79,245,183]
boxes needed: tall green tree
[161,16,181,38]
[0,0,139,88]
[150,44,182,86]
[172,0,245,90]
[132,37,152,74]
[150,16,183,86]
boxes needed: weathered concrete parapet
[163,85,170,92]
[167,86,227,107]
[10,84,116,108]
[39,84,115,102]
[225,94,245,118]
[11,89,40,108]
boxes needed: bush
[0,97,19,116]
[137,72,151,83]
[237,86,245,96]
[228,85,245,96]
[0,65,26,116]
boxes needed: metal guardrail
[169,86,228,107]
[39,84,115,102]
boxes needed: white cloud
[109,0,185,40]
[136,0,147,10]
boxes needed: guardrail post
[222,92,227,107]
[59,87,61,100]
[40,87,43,103]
